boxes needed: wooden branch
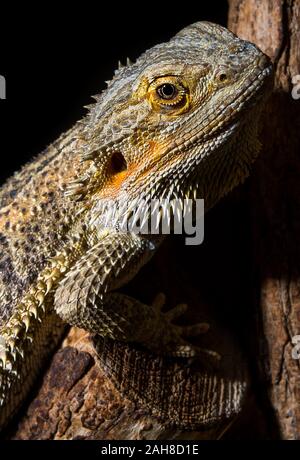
[228,0,300,440]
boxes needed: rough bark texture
[228,0,300,440]
[10,329,181,441]
[8,328,235,440]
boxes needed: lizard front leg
[54,231,206,357]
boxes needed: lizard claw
[192,346,221,361]
[152,296,220,362]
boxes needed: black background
[0,2,228,184]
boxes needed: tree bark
[7,327,231,440]
[228,0,300,440]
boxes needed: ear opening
[110,151,127,174]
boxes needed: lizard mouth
[146,63,273,168]
[117,59,274,195]
[141,60,274,171]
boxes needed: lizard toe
[164,303,188,322]
[151,292,166,311]
[180,322,210,337]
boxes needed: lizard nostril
[110,151,127,174]
[218,73,228,82]
[215,70,230,84]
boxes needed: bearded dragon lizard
[0,22,273,432]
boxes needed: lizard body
[0,22,273,431]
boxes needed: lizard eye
[148,76,189,113]
[156,83,177,100]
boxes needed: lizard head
[71,21,273,214]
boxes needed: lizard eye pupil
[157,83,177,99]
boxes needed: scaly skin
[0,22,273,431]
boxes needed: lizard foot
[151,293,221,361]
